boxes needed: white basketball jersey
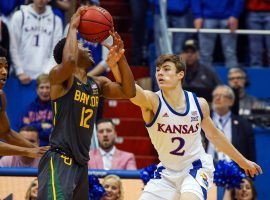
[146,90,207,171]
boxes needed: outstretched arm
[0,141,49,158]
[200,97,262,177]
[98,31,135,99]
[130,84,158,124]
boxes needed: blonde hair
[25,178,38,200]
[36,73,49,87]
[102,175,123,200]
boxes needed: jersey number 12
[80,107,93,128]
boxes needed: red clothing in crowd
[246,0,270,11]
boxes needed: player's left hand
[239,159,263,177]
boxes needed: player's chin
[158,84,170,90]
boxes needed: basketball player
[0,47,49,157]
[37,7,135,200]
[130,54,262,200]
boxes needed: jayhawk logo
[200,172,209,187]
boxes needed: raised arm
[49,7,88,85]
[199,97,262,177]
[97,31,135,99]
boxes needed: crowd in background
[0,0,269,199]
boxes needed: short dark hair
[0,46,7,58]
[53,38,66,64]
[96,118,115,129]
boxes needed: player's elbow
[125,88,136,99]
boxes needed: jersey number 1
[80,107,93,128]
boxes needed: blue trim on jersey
[192,93,203,121]
[145,96,161,127]
[0,97,2,109]
[161,90,190,116]
[189,159,207,200]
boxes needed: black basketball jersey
[50,76,100,165]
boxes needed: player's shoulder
[197,97,210,116]
[142,88,159,105]
[88,75,107,87]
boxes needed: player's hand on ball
[110,29,124,50]
[239,159,263,177]
[26,146,50,158]
[70,6,89,28]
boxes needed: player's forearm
[4,130,36,148]
[62,25,78,70]
[0,142,30,156]
[117,56,135,98]
[209,131,246,164]
[110,64,122,83]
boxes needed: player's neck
[162,86,185,109]
[74,69,88,84]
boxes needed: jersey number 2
[80,107,93,128]
[170,137,185,156]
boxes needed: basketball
[78,6,113,43]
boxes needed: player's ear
[177,71,184,79]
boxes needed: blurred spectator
[227,68,267,117]
[182,39,222,90]
[25,178,38,200]
[223,177,256,200]
[0,126,40,167]
[206,85,256,163]
[88,119,137,170]
[246,0,270,67]
[10,0,63,84]
[0,0,25,25]
[49,0,71,25]
[101,174,123,200]
[191,0,244,68]
[21,74,53,146]
[0,19,10,73]
[167,0,191,54]
[129,0,148,65]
